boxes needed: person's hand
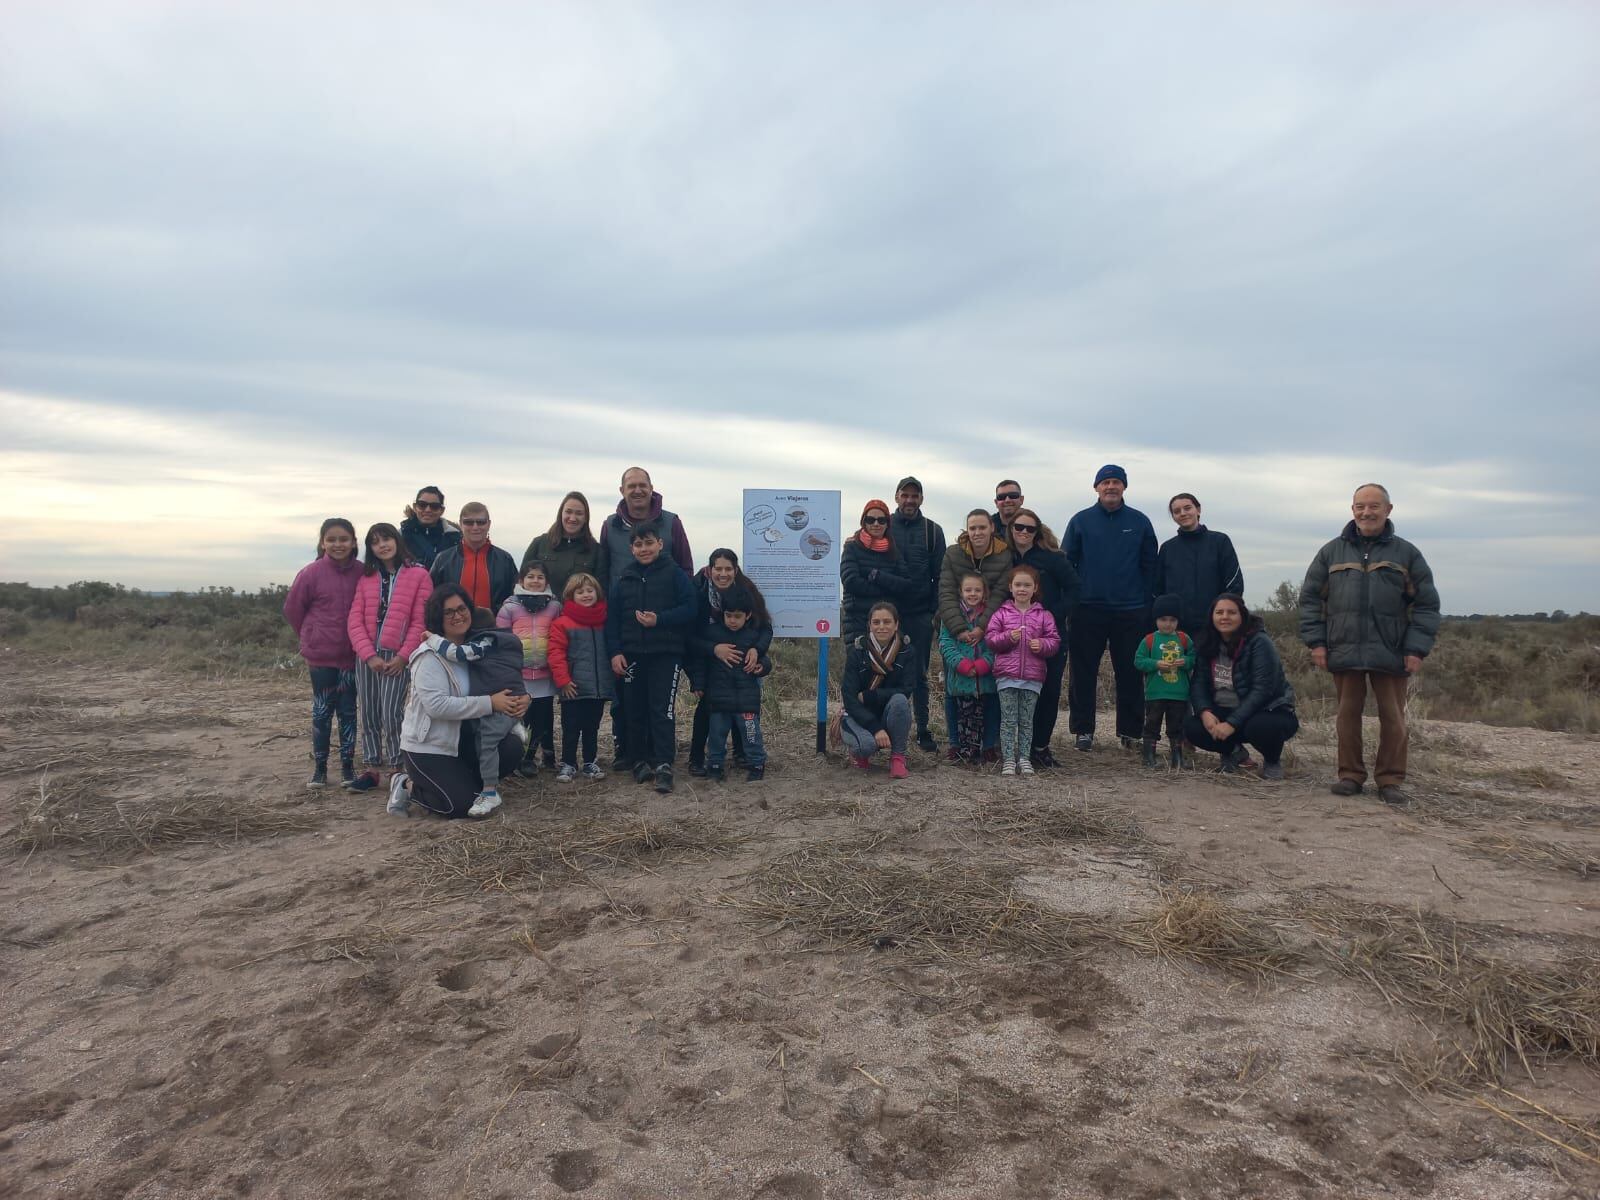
[1404,654,1423,675]
[366,655,386,671]
[610,654,628,676]
[742,647,759,671]
[1028,638,1042,653]
[636,610,658,627]
[1201,710,1219,734]
[874,730,891,750]
[1009,628,1022,644]
[559,682,578,700]
[491,689,527,716]
[1310,647,1328,671]
[959,629,981,645]
[1213,722,1235,741]
[714,642,740,666]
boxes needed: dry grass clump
[1301,900,1600,1082]
[971,792,1144,846]
[1468,833,1598,880]
[1412,789,1600,829]
[721,841,1085,959]
[15,768,324,860]
[406,815,739,898]
[1115,888,1302,978]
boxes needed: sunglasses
[1011,522,1038,534]
[862,516,888,526]
[414,500,443,511]
[461,517,489,526]
[995,491,1022,502]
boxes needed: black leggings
[560,698,606,767]
[403,722,522,818]
[521,696,555,762]
[1183,708,1300,765]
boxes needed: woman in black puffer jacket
[1185,593,1298,780]
[840,499,921,641]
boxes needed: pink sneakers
[889,754,909,779]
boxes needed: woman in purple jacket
[283,518,365,788]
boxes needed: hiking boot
[1379,785,1412,808]
[851,754,872,771]
[1074,734,1093,753]
[581,761,606,781]
[916,730,938,753]
[1262,761,1285,781]
[707,764,725,782]
[654,764,675,794]
[1001,760,1017,777]
[745,766,765,782]
[339,761,357,788]
[555,763,577,783]
[689,761,708,778]
[308,763,328,789]
[632,761,654,785]
[1330,779,1363,797]
[515,760,540,779]
[386,772,411,815]
[1141,738,1158,769]
[1018,757,1035,776]
[347,770,380,793]
[1169,745,1187,771]
[889,754,909,779]
[467,789,502,818]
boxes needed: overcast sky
[2,1,1596,613]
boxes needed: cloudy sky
[2,1,1596,613]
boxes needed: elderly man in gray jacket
[1299,483,1440,806]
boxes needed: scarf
[857,529,890,552]
[866,632,900,690]
[564,598,607,628]
[705,574,724,614]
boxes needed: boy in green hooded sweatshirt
[1135,593,1195,769]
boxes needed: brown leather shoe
[1330,779,1363,796]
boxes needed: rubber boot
[1169,743,1186,771]
[1141,738,1158,768]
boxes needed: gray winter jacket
[1298,519,1440,675]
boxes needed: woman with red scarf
[839,499,922,642]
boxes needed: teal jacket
[939,607,997,697]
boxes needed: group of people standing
[835,470,1440,805]
[284,464,1442,818]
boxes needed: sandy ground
[2,658,1598,1199]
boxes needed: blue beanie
[1094,463,1127,486]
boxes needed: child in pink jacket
[985,565,1062,777]
[496,560,564,776]
[283,518,365,789]
[345,522,433,792]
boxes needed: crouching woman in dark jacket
[1184,593,1299,780]
[839,601,915,779]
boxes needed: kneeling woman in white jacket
[388,583,529,818]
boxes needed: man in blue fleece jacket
[1064,464,1158,751]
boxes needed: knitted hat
[1153,593,1182,620]
[860,499,890,523]
[1095,464,1128,486]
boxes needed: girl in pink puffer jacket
[985,566,1062,778]
[283,518,365,788]
[345,522,434,792]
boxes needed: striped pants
[356,650,408,769]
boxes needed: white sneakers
[1018,758,1035,776]
[467,789,503,818]
[1001,760,1017,776]
[1001,759,1034,777]
[387,772,411,815]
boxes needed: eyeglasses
[1011,523,1038,534]
[461,517,489,527]
[414,501,443,511]
[995,491,1022,502]
[862,516,888,526]
[442,604,470,618]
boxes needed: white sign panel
[741,488,842,638]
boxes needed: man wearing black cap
[888,476,947,752]
[1064,464,1159,751]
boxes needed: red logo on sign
[816,619,830,632]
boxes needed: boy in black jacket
[697,587,773,782]
[606,524,697,793]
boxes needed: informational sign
[741,488,841,638]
